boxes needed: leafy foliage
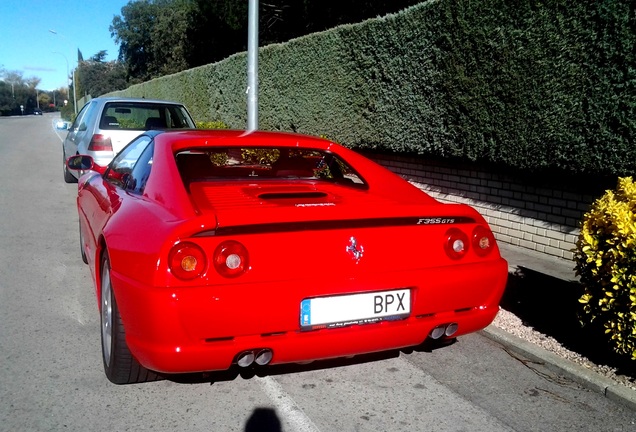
[111,2,152,82]
[0,69,59,115]
[432,1,636,174]
[196,120,229,129]
[76,55,127,98]
[111,0,422,82]
[108,0,636,175]
[242,148,280,165]
[575,177,636,360]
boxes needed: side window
[107,136,152,189]
[165,106,195,128]
[126,142,154,194]
[81,103,100,132]
[70,103,91,131]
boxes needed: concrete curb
[481,325,636,412]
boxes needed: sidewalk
[483,242,636,411]
[497,242,577,282]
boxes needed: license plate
[300,289,410,330]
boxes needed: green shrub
[60,104,75,121]
[108,0,636,176]
[575,177,636,360]
[196,120,229,129]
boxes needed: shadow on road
[245,408,282,432]
[500,268,635,380]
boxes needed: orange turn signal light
[168,242,207,280]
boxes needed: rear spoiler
[194,216,476,237]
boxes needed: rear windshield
[100,102,194,130]
[176,148,367,188]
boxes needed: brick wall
[367,152,614,261]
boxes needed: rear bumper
[127,306,499,373]
[111,259,508,374]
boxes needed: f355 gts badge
[346,236,364,262]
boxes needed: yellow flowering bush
[574,177,636,360]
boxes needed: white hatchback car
[62,97,196,182]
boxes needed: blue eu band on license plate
[300,289,410,330]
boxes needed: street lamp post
[246,0,259,132]
[49,29,78,114]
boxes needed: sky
[0,0,130,91]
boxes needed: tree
[152,0,193,76]
[76,52,127,98]
[185,0,248,68]
[0,81,15,114]
[38,92,51,109]
[2,66,79,115]
[111,0,167,82]
[25,76,41,89]
[91,50,108,62]
[3,70,24,95]
[1,70,29,115]
[111,0,423,83]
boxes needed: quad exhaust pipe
[429,323,458,340]
[236,325,456,368]
[236,349,273,367]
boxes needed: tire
[63,149,77,183]
[79,223,88,264]
[100,252,159,384]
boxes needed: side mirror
[67,155,95,171]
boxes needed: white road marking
[256,376,322,432]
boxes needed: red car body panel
[76,130,508,374]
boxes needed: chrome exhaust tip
[236,351,255,367]
[429,323,458,340]
[445,323,458,337]
[254,349,273,366]
[429,325,446,340]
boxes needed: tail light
[472,225,495,257]
[444,228,469,260]
[169,242,207,280]
[214,241,249,278]
[88,134,113,152]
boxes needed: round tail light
[214,241,249,278]
[472,225,495,257]
[169,242,207,280]
[444,228,469,260]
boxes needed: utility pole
[49,30,78,115]
[246,0,259,132]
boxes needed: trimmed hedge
[107,0,636,176]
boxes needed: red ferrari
[67,129,508,384]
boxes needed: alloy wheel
[101,264,113,367]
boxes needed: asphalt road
[1,113,634,432]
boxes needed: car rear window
[100,102,194,130]
[175,147,367,189]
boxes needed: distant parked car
[62,97,196,183]
[32,108,43,115]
